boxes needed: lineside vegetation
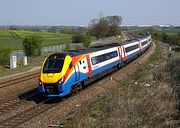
[137,27,180,46]
[0,48,12,66]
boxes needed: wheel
[70,85,78,95]
[70,83,82,95]
[120,62,125,68]
[117,64,121,69]
[77,83,83,91]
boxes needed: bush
[22,34,43,56]
[83,35,91,48]
[72,33,85,43]
[72,34,92,48]
[64,43,71,51]
[0,48,12,66]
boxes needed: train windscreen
[43,56,64,73]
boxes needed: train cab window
[43,57,64,73]
[69,62,73,69]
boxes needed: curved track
[0,89,45,123]
[0,73,39,89]
[0,98,55,128]
[0,89,41,114]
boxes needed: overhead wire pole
[99,11,104,20]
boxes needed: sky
[0,0,179,26]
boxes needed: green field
[159,27,180,35]
[0,30,73,50]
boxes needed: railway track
[0,89,45,122]
[0,88,41,114]
[0,72,39,89]
[0,87,55,128]
[0,98,57,128]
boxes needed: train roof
[137,35,151,40]
[49,35,150,57]
[59,44,120,57]
[49,43,121,57]
[120,39,138,45]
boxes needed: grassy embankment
[60,41,180,128]
[0,30,73,50]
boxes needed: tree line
[67,15,122,47]
[89,16,122,39]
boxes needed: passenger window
[91,51,118,65]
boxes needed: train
[38,34,152,97]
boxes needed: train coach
[38,34,152,97]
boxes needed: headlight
[38,79,42,86]
[58,77,64,85]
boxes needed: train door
[121,46,126,61]
[75,64,80,83]
[86,55,92,78]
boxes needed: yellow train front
[38,53,74,97]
